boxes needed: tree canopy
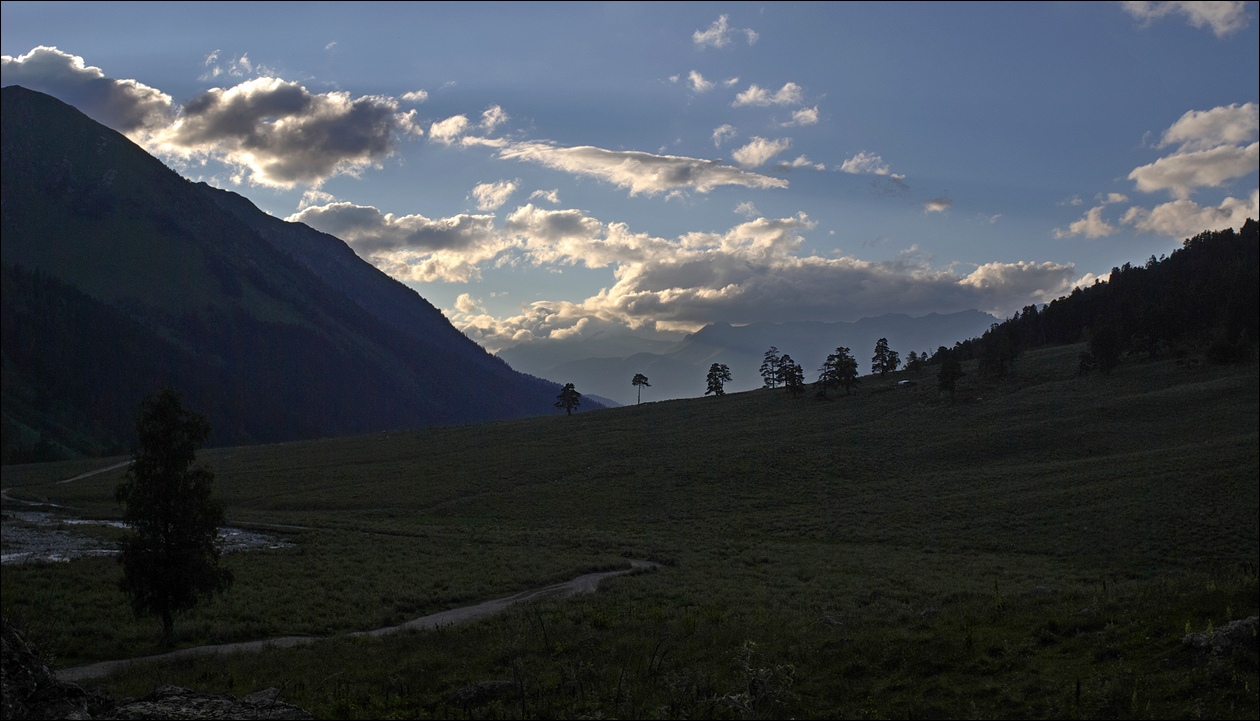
[706,363,732,396]
[632,373,651,404]
[115,387,233,647]
[555,383,582,415]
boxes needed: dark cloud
[1,46,172,133]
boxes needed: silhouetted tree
[631,373,650,404]
[871,338,899,375]
[706,363,732,396]
[815,346,860,398]
[555,383,582,414]
[937,353,965,401]
[116,388,233,647]
[781,357,806,396]
[760,347,781,388]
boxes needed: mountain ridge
[0,85,586,462]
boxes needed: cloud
[288,201,510,282]
[146,76,422,188]
[1127,141,1259,198]
[480,105,509,133]
[497,141,789,195]
[733,82,805,107]
[529,188,561,204]
[784,106,819,127]
[1159,102,1258,151]
[735,201,760,218]
[712,124,737,147]
[1121,1,1251,37]
[732,137,792,168]
[472,180,518,210]
[688,70,714,92]
[693,15,758,48]
[924,197,953,213]
[0,46,173,133]
[1053,205,1120,238]
[401,89,429,103]
[430,114,471,144]
[840,151,894,176]
[780,156,826,171]
[452,212,1077,351]
[1121,189,1259,237]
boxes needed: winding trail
[54,560,659,684]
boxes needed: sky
[3,1,1257,354]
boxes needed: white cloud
[530,188,561,204]
[693,15,758,48]
[450,211,1077,351]
[1121,189,1259,237]
[1128,141,1259,198]
[735,201,760,218]
[288,201,511,282]
[840,151,894,176]
[924,197,953,213]
[1160,102,1258,151]
[1121,1,1251,37]
[1097,192,1130,205]
[1053,205,1120,238]
[430,114,471,145]
[779,156,826,171]
[733,82,805,107]
[712,124,737,147]
[732,137,792,168]
[784,106,819,127]
[472,180,518,211]
[481,105,509,133]
[0,46,173,133]
[688,70,713,93]
[497,141,789,195]
[401,89,429,103]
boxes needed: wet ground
[1,510,293,565]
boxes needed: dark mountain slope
[1,85,575,462]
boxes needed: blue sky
[3,1,1257,353]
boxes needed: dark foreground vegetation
[3,336,1256,718]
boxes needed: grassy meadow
[2,343,1257,719]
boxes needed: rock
[99,685,312,720]
[2,615,312,720]
[1182,616,1259,656]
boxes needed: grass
[2,343,1257,718]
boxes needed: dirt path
[54,560,659,684]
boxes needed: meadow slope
[2,344,1257,719]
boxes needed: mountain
[0,85,590,462]
[497,310,998,405]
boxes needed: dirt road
[55,560,658,684]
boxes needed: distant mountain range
[1,85,592,462]
[497,310,998,406]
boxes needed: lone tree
[817,346,860,398]
[631,373,651,404]
[871,337,900,376]
[555,382,582,414]
[778,355,805,396]
[759,347,781,388]
[705,363,732,396]
[115,388,233,647]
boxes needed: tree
[759,347,781,388]
[631,373,651,404]
[780,357,805,397]
[115,388,232,647]
[871,337,899,375]
[705,363,732,396]
[834,346,860,395]
[555,383,582,414]
[937,353,965,401]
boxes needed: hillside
[1,85,587,462]
[3,339,1256,718]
